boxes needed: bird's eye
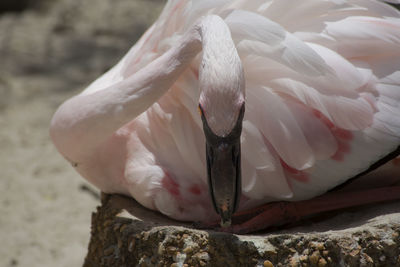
[198,104,204,117]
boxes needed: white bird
[50,0,400,232]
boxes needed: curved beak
[206,139,241,226]
[200,104,245,227]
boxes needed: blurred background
[0,0,163,266]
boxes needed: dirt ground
[0,0,162,266]
[0,85,99,267]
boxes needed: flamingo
[50,0,400,233]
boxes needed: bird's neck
[198,16,245,136]
[138,15,244,136]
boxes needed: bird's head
[198,33,245,226]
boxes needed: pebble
[167,246,178,255]
[142,232,150,240]
[349,249,360,257]
[194,251,210,262]
[289,257,300,267]
[103,220,113,227]
[363,253,373,264]
[296,241,304,250]
[318,258,327,267]
[316,243,325,251]
[158,244,165,255]
[309,251,320,265]
[128,238,136,252]
[104,246,114,256]
[183,246,193,254]
[299,255,308,262]
[113,223,121,232]
[263,259,274,267]
[119,224,127,232]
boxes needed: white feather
[247,85,315,170]
[225,9,285,46]
[51,0,400,222]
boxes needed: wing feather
[247,85,315,170]
[91,0,400,210]
[237,35,333,76]
[241,121,293,199]
[225,9,285,46]
[284,100,338,160]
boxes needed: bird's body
[51,0,400,223]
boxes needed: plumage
[50,0,400,222]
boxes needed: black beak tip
[218,204,234,227]
[220,214,232,228]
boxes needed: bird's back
[81,0,400,221]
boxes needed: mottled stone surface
[84,194,400,267]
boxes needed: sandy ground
[0,83,99,267]
[0,0,163,266]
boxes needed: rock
[84,194,400,266]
